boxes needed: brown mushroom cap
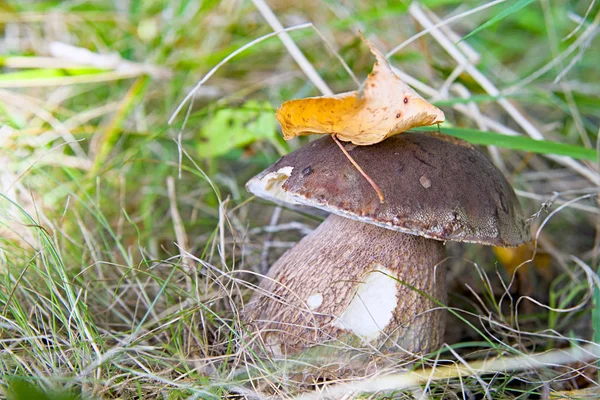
[247,132,530,247]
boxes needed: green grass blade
[459,0,536,42]
[594,265,600,381]
[90,76,149,175]
[414,126,598,161]
[0,68,105,81]
[0,69,143,88]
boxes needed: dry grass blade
[299,344,600,399]
[251,0,333,96]
[168,23,314,125]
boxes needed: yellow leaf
[493,244,551,277]
[275,33,445,146]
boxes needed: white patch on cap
[332,267,397,342]
[246,166,299,205]
[307,293,323,310]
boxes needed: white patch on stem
[265,335,283,357]
[307,293,323,310]
[332,267,397,342]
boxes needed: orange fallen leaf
[493,243,553,302]
[275,33,445,146]
[493,244,551,278]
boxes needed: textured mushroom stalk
[245,214,447,359]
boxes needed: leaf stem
[332,134,385,203]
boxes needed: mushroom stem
[245,214,447,361]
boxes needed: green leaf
[414,126,598,161]
[460,0,537,42]
[6,378,83,400]
[197,100,279,158]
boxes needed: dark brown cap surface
[247,132,530,247]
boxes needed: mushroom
[244,132,530,362]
